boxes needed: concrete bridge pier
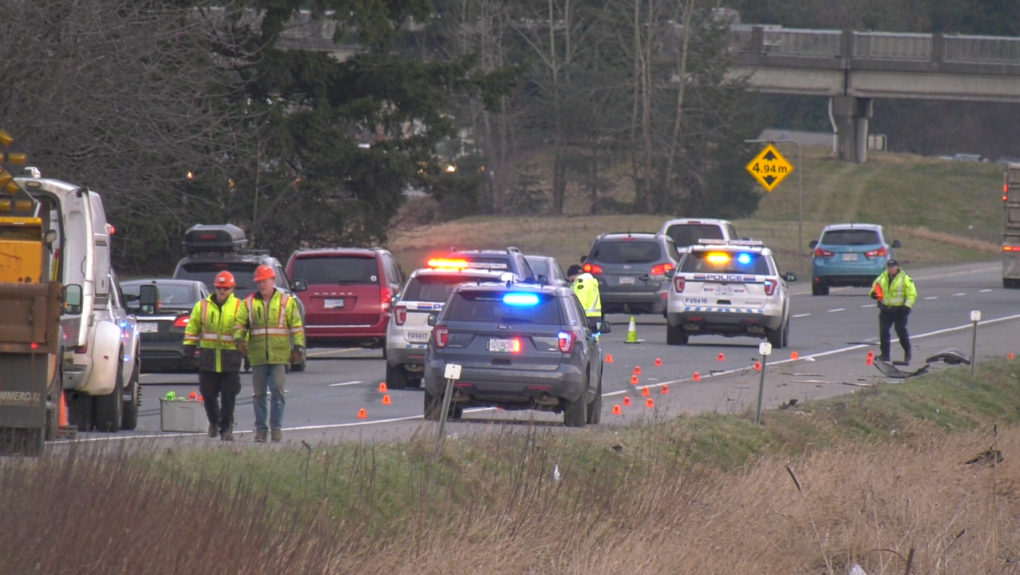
[833,96,873,163]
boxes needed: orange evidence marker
[661,385,670,395]
[379,382,388,393]
[623,397,632,406]
[1008,353,1015,360]
[717,352,726,362]
[357,408,368,419]
[645,398,655,408]
[754,361,761,371]
[612,405,622,415]
[693,372,701,381]
[641,386,650,397]
[867,349,875,359]
[630,374,639,385]
[654,358,662,367]
[790,351,799,360]
[866,355,874,365]
[633,366,642,375]
[382,395,392,405]
[606,354,614,363]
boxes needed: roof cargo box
[183,224,247,254]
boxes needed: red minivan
[285,248,404,347]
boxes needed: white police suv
[665,240,790,348]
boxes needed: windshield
[665,224,725,248]
[122,283,198,308]
[681,251,771,275]
[177,263,259,298]
[820,229,881,246]
[291,255,379,285]
[445,291,561,324]
[525,258,550,277]
[591,240,662,264]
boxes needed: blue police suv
[423,282,610,427]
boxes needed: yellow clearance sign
[746,144,793,192]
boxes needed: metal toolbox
[160,399,207,433]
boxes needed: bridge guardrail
[853,32,930,61]
[945,35,1020,64]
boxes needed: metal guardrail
[945,35,1020,63]
[853,32,930,60]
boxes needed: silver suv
[666,240,790,348]
[658,218,739,253]
[385,267,509,389]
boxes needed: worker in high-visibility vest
[234,265,305,443]
[568,264,602,326]
[184,271,243,441]
[870,259,917,364]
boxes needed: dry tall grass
[3,422,1017,574]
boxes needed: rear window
[291,256,379,285]
[402,275,477,303]
[665,224,726,247]
[176,262,259,298]
[820,230,881,246]
[591,240,662,264]
[445,291,562,324]
[681,251,771,275]
[123,283,197,307]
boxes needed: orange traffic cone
[645,398,654,408]
[754,361,761,371]
[693,372,701,381]
[790,351,799,360]
[718,352,725,362]
[59,391,68,427]
[633,366,642,375]
[379,382,388,393]
[630,374,639,385]
[612,404,622,415]
[606,354,614,363]
[1009,353,1015,360]
[382,395,392,405]
[655,358,662,367]
[357,408,368,419]
[641,386,650,397]
[623,397,632,406]
[661,385,670,395]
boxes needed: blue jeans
[251,364,286,432]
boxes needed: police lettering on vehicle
[692,274,759,282]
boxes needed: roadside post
[970,310,981,376]
[435,363,461,455]
[755,342,772,425]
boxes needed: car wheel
[781,317,790,348]
[563,375,588,428]
[408,376,423,389]
[811,281,829,296]
[766,324,784,349]
[666,322,688,345]
[586,370,603,425]
[386,362,409,390]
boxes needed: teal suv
[810,223,901,296]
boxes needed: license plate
[406,331,430,342]
[719,285,733,295]
[618,276,636,285]
[842,253,858,261]
[324,298,344,309]
[488,338,517,353]
[138,322,158,334]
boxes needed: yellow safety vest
[184,294,242,372]
[571,273,602,317]
[870,270,917,308]
[234,290,305,366]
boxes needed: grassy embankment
[389,149,1004,275]
[4,361,1020,573]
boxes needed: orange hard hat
[253,265,276,282]
[214,271,236,288]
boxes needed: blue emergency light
[737,253,752,265]
[503,293,539,306]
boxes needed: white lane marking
[980,289,993,293]
[792,313,811,318]
[828,308,846,313]
[328,381,362,387]
[307,348,365,357]
[924,296,938,300]
[952,293,966,296]
[861,304,876,308]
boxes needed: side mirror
[537,274,549,286]
[139,284,160,315]
[664,269,676,279]
[64,284,83,315]
[44,229,58,246]
[599,320,612,334]
[579,255,587,263]
[808,240,818,249]
[292,279,308,292]
[783,272,798,282]
[427,314,437,327]
[891,240,902,248]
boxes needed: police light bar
[503,293,539,306]
[428,258,469,269]
[696,239,764,247]
[706,252,730,264]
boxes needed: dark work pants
[878,306,911,359]
[199,370,242,433]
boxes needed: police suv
[666,240,790,348]
[384,267,509,389]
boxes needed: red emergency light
[427,258,468,269]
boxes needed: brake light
[381,287,393,311]
[1005,246,1020,252]
[673,276,685,292]
[173,314,190,328]
[814,248,835,257]
[763,279,777,296]
[651,263,674,275]
[512,338,522,353]
[583,263,603,274]
[865,247,887,258]
[433,325,449,348]
[394,305,407,325]
[558,331,576,353]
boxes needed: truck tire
[563,375,588,428]
[121,362,140,431]
[93,351,124,432]
[386,362,409,390]
[66,391,93,432]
